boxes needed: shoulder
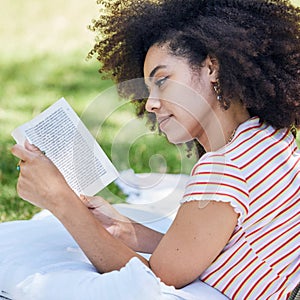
[183,150,249,227]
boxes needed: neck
[198,104,250,152]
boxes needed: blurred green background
[1,0,300,222]
[0,0,197,221]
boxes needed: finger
[79,194,88,203]
[79,195,97,208]
[11,144,34,162]
[24,139,44,154]
[80,195,105,209]
[79,194,93,208]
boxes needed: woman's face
[143,44,219,145]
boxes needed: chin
[166,134,194,145]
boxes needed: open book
[12,98,119,196]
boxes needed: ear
[206,55,219,82]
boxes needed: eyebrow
[149,65,167,80]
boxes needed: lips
[157,115,173,129]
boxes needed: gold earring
[212,80,230,110]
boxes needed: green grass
[1,0,299,222]
[0,51,196,222]
[0,0,197,222]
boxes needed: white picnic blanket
[0,171,228,300]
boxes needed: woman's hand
[11,140,72,210]
[79,195,163,253]
[79,195,130,239]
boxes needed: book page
[12,98,119,196]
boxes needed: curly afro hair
[88,0,300,131]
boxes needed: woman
[11,0,300,299]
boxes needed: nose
[145,92,161,112]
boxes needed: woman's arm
[150,200,238,288]
[59,195,238,287]
[79,195,164,253]
[11,141,238,287]
[53,191,151,272]
[11,141,162,264]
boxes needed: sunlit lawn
[1,0,299,222]
[0,0,197,222]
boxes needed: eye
[155,76,168,88]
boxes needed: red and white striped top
[181,117,300,299]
